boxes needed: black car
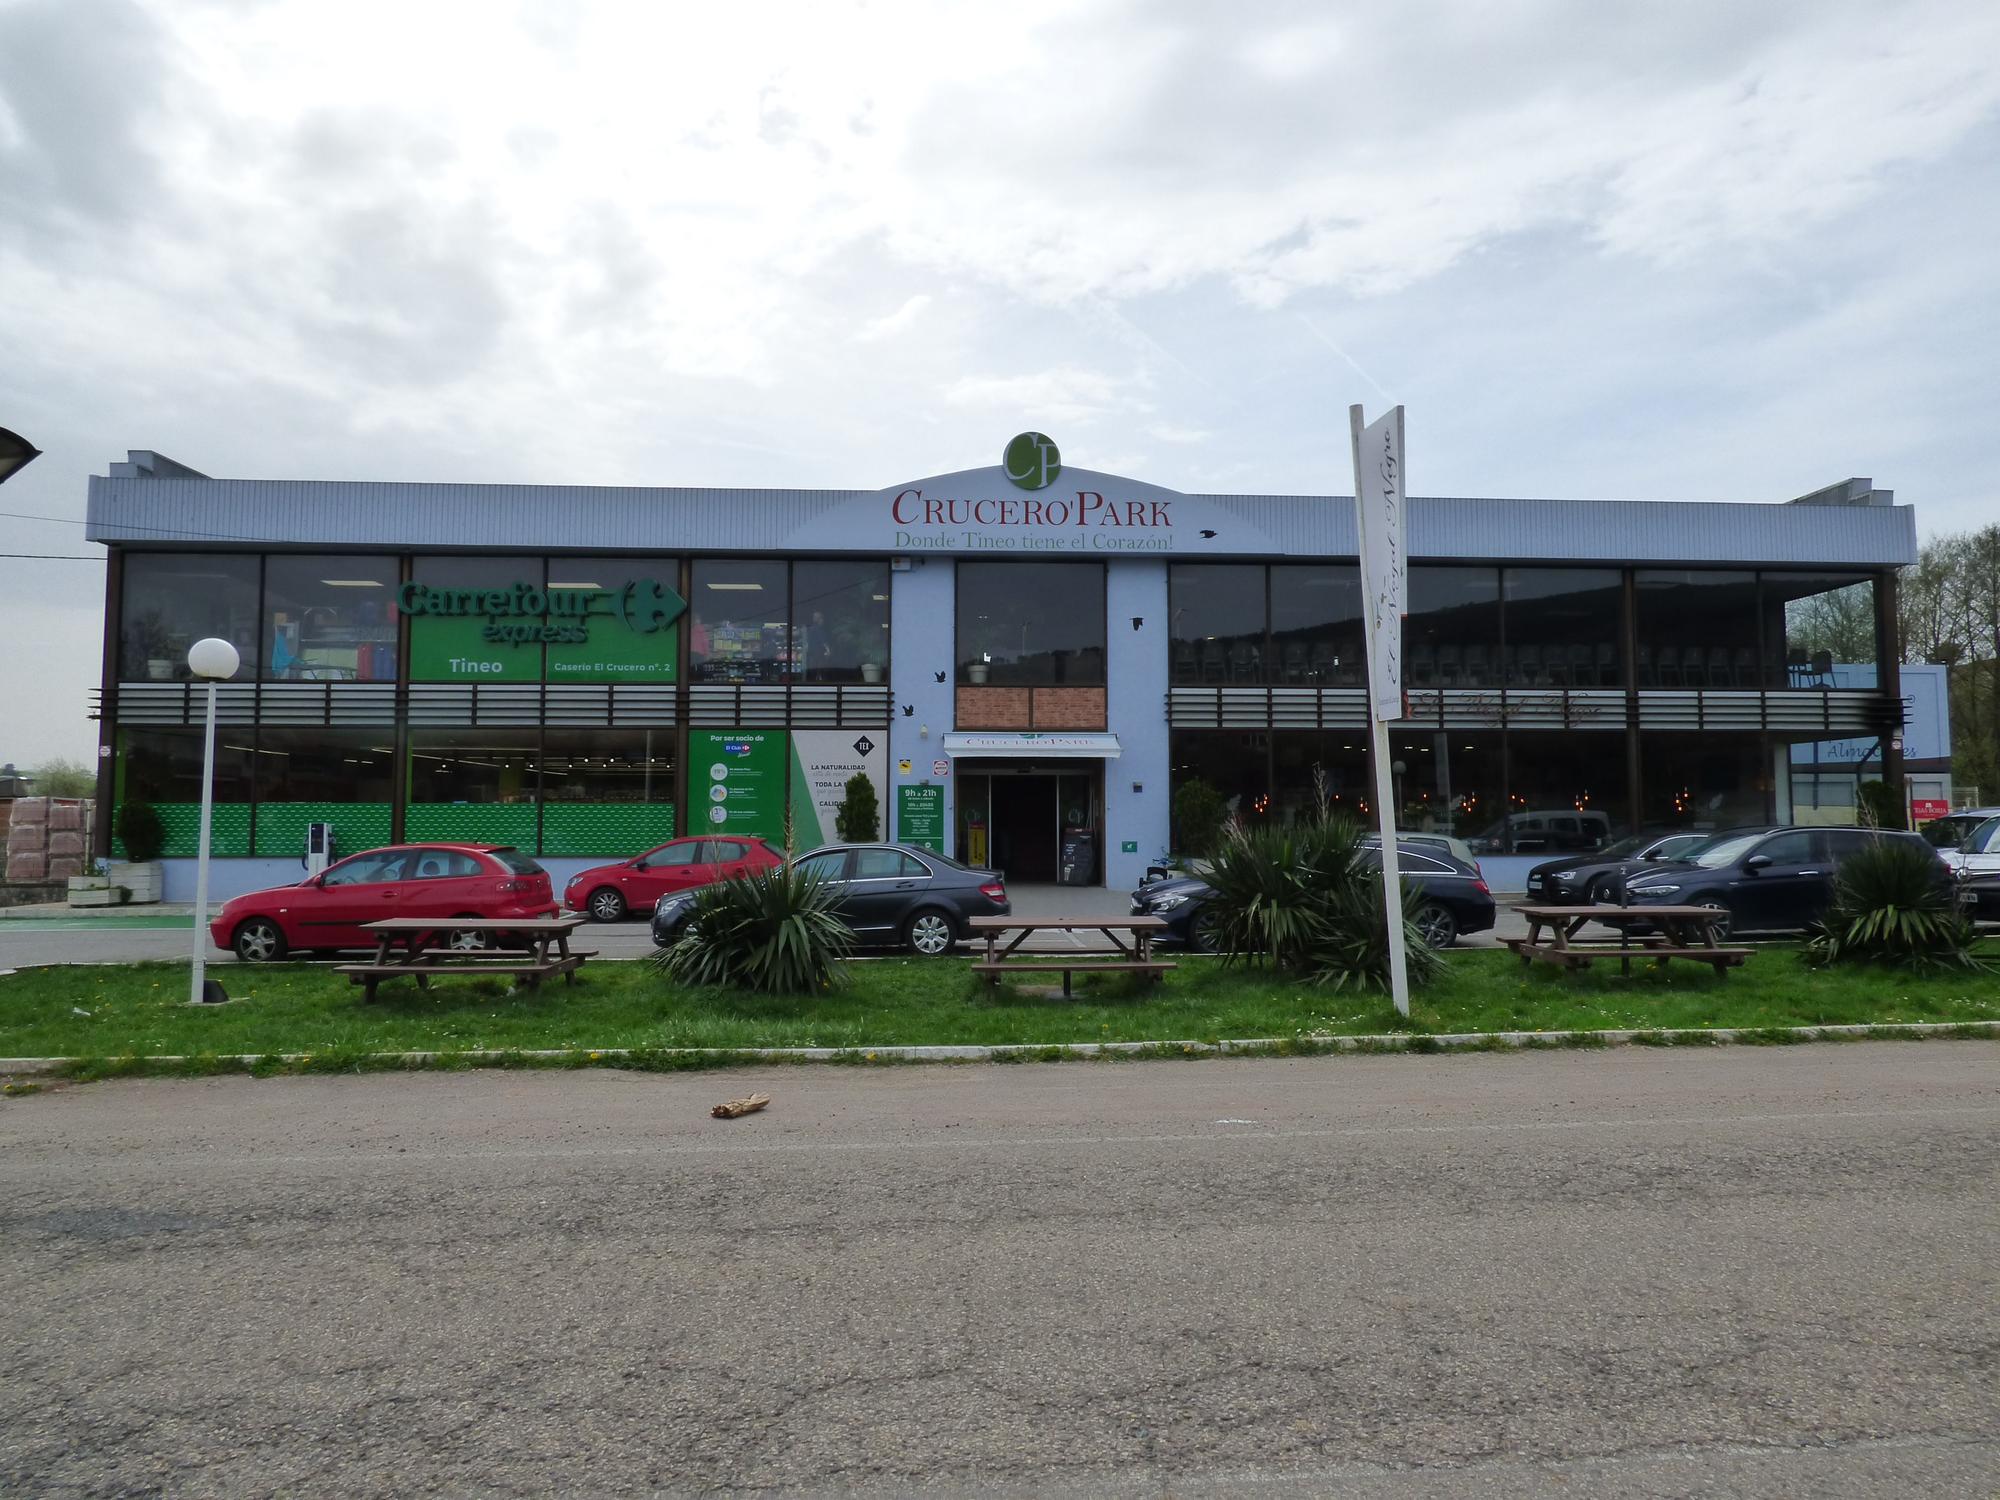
[1525,829,1717,905]
[650,843,1009,956]
[1958,870,2000,925]
[1621,825,1945,938]
[1130,843,1496,951]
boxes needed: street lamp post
[187,637,240,1005]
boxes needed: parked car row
[205,814,2000,965]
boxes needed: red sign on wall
[1910,799,1949,822]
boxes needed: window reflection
[1169,564,1263,685]
[263,555,398,681]
[1270,565,1364,685]
[1503,568,1624,688]
[692,560,791,684]
[794,560,890,684]
[119,554,261,681]
[1405,568,1502,688]
[957,563,1105,685]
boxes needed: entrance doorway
[956,759,1104,885]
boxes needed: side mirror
[1643,850,1662,861]
[1744,854,1772,873]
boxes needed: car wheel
[1413,903,1458,949]
[444,924,492,953]
[586,887,627,923]
[904,909,956,957]
[1190,904,1225,954]
[1587,877,1615,904]
[232,918,288,963]
[1696,899,1734,942]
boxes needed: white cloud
[854,294,932,343]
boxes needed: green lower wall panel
[405,804,540,847]
[253,802,393,857]
[541,803,676,855]
[113,803,252,858]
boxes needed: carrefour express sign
[397,577,685,647]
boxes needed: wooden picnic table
[966,915,1175,997]
[1507,903,1752,977]
[335,916,594,1002]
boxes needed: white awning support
[942,732,1122,760]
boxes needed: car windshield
[489,848,543,876]
[1688,833,1764,869]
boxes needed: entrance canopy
[943,732,1121,760]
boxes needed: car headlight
[1631,883,1677,897]
[1553,871,1579,884]
[1149,892,1190,911]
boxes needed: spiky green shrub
[1805,837,1985,973]
[1201,808,1442,992]
[650,864,853,994]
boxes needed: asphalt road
[3,1045,1996,1497]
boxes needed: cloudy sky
[3,0,1997,769]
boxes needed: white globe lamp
[187,637,240,681]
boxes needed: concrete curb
[3,1021,1995,1077]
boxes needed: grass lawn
[2,948,1995,1067]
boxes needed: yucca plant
[1805,837,1986,973]
[650,864,853,994]
[1201,804,1441,992]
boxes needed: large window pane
[1642,732,1771,829]
[1169,731,1268,842]
[263,555,399,682]
[958,562,1106,685]
[1270,565,1364,686]
[406,729,541,847]
[119,553,261,681]
[1169,564,1264,685]
[691,559,791,684]
[114,727,253,855]
[545,555,681,683]
[540,729,678,853]
[1766,571,1876,685]
[1503,568,1624,689]
[1391,731,1502,843]
[1497,731,1630,851]
[793,560,890,684]
[250,728,395,856]
[407,556,546,683]
[1635,570,1759,689]
[1272,732,1370,822]
[1405,568,1501,689]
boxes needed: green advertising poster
[897,784,945,854]
[788,729,886,847]
[404,576,684,683]
[690,730,789,844]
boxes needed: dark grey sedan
[650,843,1010,956]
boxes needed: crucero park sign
[876,428,1184,560]
[396,577,686,648]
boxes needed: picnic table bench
[1505,903,1752,977]
[967,916,1175,997]
[336,916,595,1002]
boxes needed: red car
[563,835,785,922]
[210,844,557,962]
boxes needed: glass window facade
[1168,565,1367,686]
[793,560,891,684]
[1496,731,1630,851]
[113,728,256,856]
[262,555,399,681]
[1169,563,1264,684]
[407,556,546,682]
[692,559,791,683]
[1270,565,1365,686]
[119,554,262,681]
[1642,733,1772,829]
[1770,572,1877,682]
[1389,731,1504,841]
[1406,567,1502,688]
[1503,568,1624,688]
[958,562,1105,685]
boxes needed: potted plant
[859,659,884,685]
[128,612,177,680]
[111,801,168,904]
[834,771,881,842]
[967,661,989,685]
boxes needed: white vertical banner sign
[1350,404,1411,1016]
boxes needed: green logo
[618,578,687,635]
[1003,432,1061,491]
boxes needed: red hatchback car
[564,835,784,922]
[210,844,558,962]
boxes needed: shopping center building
[84,444,1919,897]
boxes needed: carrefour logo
[396,576,685,648]
[1003,432,1061,491]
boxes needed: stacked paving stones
[5,798,94,883]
